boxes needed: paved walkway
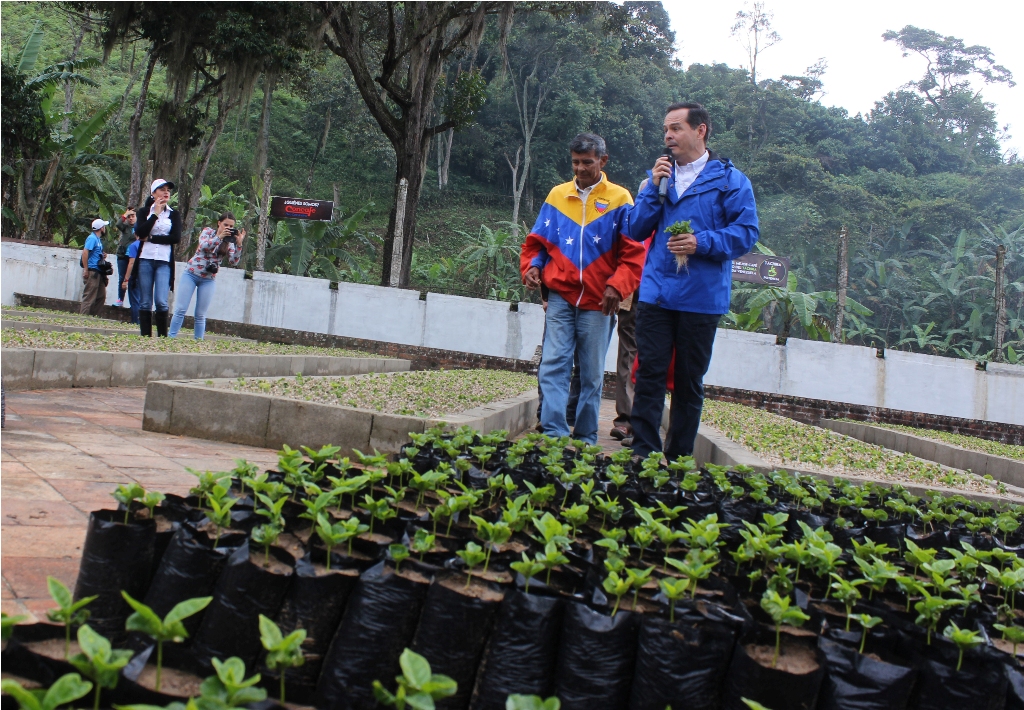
[1,387,279,620]
[0,387,629,621]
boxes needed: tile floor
[1,387,280,620]
[0,386,630,621]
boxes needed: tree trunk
[305,106,331,195]
[833,226,849,341]
[253,72,277,179]
[24,155,61,240]
[994,245,1007,362]
[177,99,231,258]
[437,128,453,189]
[128,50,158,209]
[62,22,87,135]
[381,132,429,287]
[256,168,273,271]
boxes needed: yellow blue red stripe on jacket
[520,173,646,311]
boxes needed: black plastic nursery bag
[817,635,916,710]
[553,601,639,710]
[190,544,294,672]
[469,590,564,710]
[721,629,825,710]
[314,562,430,710]
[73,510,156,641]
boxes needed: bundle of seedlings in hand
[665,220,694,271]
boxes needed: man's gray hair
[569,132,607,157]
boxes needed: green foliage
[505,696,560,710]
[68,625,133,710]
[1,673,93,710]
[372,648,457,710]
[45,576,95,658]
[199,657,267,710]
[121,593,212,692]
[258,614,306,703]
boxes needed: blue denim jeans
[169,270,217,339]
[538,292,615,443]
[136,258,170,313]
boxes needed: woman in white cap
[134,178,182,337]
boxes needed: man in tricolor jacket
[521,133,647,444]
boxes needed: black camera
[99,260,114,276]
[205,262,219,274]
[222,228,238,245]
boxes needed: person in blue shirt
[625,102,760,460]
[120,231,143,325]
[80,218,110,315]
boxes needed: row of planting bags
[5,502,1024,710]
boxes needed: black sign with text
[732,253,789,285]
[270,197,334,221]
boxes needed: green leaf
[400,648,432,690]
[258,614,283,649]
[165,597,212,626]
[47,577,73,609]
[16,21,43,74]
[121,592,162,636]
[1,679,43,710]
[41,673,93,710]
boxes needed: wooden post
[389,178,409,287]
[994,245,1007,362]
[833,226,849,341]
[256,168,273,272]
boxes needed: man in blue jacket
[626,102,759,459]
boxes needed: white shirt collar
[674,150,709,195]
[575,174,603,197]
[677,150,709,173]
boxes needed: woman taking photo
[168,212,245,339]
[134,179,181,337]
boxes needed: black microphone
[658,147,673,203]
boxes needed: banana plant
[121,593,212,692]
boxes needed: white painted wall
[4,241,1023,425]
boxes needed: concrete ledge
[693,424,1023,507]
[821,419,1024,489]
[1,348,410,391]
[141,375,539,455]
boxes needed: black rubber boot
[155,311,169,338]
[139,310,153,337]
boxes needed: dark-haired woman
[134,179,181,337]
[168,212,245,340]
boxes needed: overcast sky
[660,0,1023,157]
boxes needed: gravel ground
[701,400,1012,497]
[231,370,537,417]
[846,420,1024,462]
[1,328,377,357]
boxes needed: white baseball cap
[150,178,176,193]
[91,218,109,231]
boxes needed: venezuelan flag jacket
[626,152,759,314]
[520,173,646,311]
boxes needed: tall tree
[730,1,781,86]
[317,1,504,287]
[89,1,314,253]
[883,25,1014,165]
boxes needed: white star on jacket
[545,219,551,227]
[565,238,574,246]
[592,236,601,244]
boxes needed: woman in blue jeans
[169,212,245,339]
[134,179,181,337]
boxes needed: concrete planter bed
[142,372,539,454]
[821,419,1024,488]
[1,348,408,391]
[699,400,1024,504]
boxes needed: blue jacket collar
[668,150,730,203]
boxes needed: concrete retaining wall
[821,419,1024,488]
[6,241,1024,425]
[0,348,409,391]
[142,376,538,454]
